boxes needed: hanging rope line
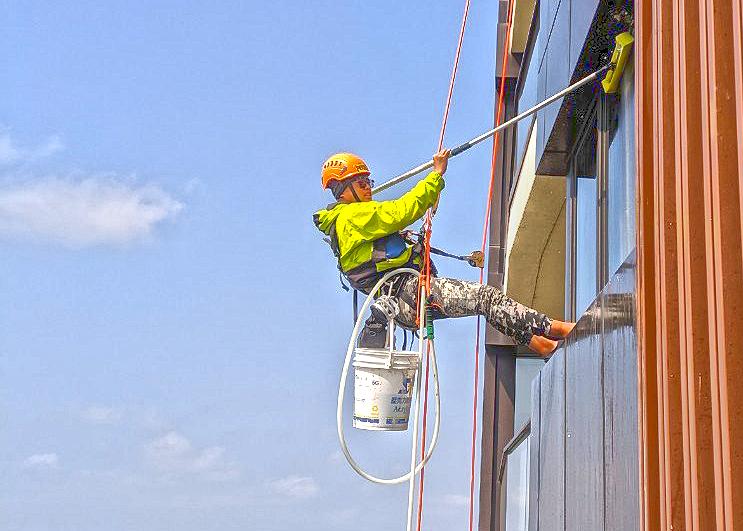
[416,2,472,531]
[467,2,515,531]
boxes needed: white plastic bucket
[352,347,419,431]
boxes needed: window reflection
[576,176,598,315]
[574,119,598,317]
[514,358,543,428]
[607,61,636,274]
[504,436,530,531]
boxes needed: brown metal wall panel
[672,0,717,527]
[653,0,687,527]
[479,347,516,531]
[602,253,640,531]
[636,0,743,528]
[564,303,605,531]
[536,350,565,531]
[733,0,743,520]
[700,1,743,526]
[479,349,498,531]
[635,0,661,528]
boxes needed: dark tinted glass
[607,61,636,275]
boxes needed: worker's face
[343,176,373,202]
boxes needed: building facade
[479,0,743,529]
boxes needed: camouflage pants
[394,275,552,346]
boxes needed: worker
[313,150,575,355]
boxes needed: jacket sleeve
[361,171,444,235]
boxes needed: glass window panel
[504,436,530,531]
[514,358,543,428]
[574,115,598,317]
[607,61,636,274]
[576,175,597,316]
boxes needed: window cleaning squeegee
[371,32,634,196]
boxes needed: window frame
[565,88,627,321]
[566,96,599,321]
[497,419,532,531]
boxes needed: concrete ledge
[506,174,566,320]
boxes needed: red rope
[416,2,472,531]
[467,2,515,531]
[436,0,472,153]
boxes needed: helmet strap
[347,182,362,202]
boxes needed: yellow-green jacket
[313,171,445,292]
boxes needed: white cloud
[145,431,239,481]
[0,131,63,165]
[0,134,21,164]
[0,176,182,247]
[0,129,182,247]
[146,431,194,461]
[23,453,59,469]
[268,475,320,499]
[141,408,169,431]
[192,446,225,471]
[325,507,359,526]
[81,406,122,425]
[33,135,64,159]
[442,494,469,507]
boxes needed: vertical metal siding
[536,350,565,531]
[602,255,639,531]
[636,0,743,528]
[528,253,639,531]
[565,312,605,530]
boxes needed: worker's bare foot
[547,320,575,339]
[528,335,558,357]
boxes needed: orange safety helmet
[321,152,370,189]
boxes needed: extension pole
[371,64,610,196]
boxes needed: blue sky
[1,2,504,529]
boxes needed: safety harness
[313,202,421,294]
[314,205,482,294]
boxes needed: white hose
[336,268,441,485]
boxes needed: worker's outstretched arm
[365,149,450,233]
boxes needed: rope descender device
[466,250,484,268]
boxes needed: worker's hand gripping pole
[371,32,634,197]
